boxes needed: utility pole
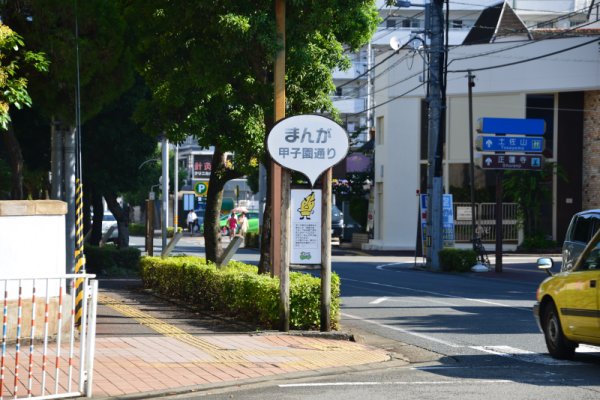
[274,0,290,332]
[425,0,445,270]
[467,71,476,250]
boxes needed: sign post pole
[320,169,332,332]
[495,171,503,273]
[476,117,546,272]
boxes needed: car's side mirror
[537,257,554,276]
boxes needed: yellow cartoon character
[297,191,316,220]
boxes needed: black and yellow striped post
[74,178,86,326]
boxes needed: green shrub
[129,223,145,236]
[519,234,558,251]
[140,256,340,330]
[438,248,477,272]
[128,223,181,237]
[84,245,141,276]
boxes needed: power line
[447,35,599,73]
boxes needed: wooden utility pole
[320,169,332,332]
[274,0,290,331]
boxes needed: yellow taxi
[533,210,600,359]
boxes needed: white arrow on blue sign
[476,135,544,153]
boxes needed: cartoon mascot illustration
[297,191,316,220]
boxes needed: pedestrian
[237,212,249,238]
[187,209,197,236]
[227,212,237,236]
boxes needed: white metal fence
[454,202,520,243]
[0,275,97,399]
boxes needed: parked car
[101,212,118,241]
[331,204,344,241]
[533,209,600,359]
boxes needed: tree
[0,22,48,199]
[124,1,379,266]
[504,163,566,240]
[2,0,135,223]
[82,80,157,247]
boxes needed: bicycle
[472,236,490,268]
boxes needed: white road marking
[470,345,582,365]
[342,277,532,311]
[279,380,512,388]
[342,312,463,348]
[577,344,600,353]
[369,297,390,304]
[376,262,410,271]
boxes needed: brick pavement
[89,283,393,399]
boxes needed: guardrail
[0,274,97,399]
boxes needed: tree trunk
[90,192,104,246]
[1,124,24,199]
[105,193,130,248]
[203,145,241,263]
[258,117,275,274]
[258,161,272,274]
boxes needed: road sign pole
[495,170,503,273]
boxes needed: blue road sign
[476,135,544,153]
[478,117,545,135]
[478,154,544,171]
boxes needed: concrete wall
[0,200,67,280]
[0,200,70,340]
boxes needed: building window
[335,87,342,97]
[386,18,396,28]
[402,19,411,28]
[452,20,463,29]
[526,94,554,159]
[376,116,384,145]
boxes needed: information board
[291,189,322,264]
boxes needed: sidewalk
[91,278,396,399]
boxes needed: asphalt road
[130,235,600,399]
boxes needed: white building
[363,0,600,250]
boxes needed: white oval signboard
[267,115,349,186]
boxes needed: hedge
[438,248,477,272]
[84,245,141,276]
[128,223,182,237]
[140,256,340,330]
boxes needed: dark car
[331,204,344,241]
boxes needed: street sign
[478,117,545,135]
[477,154,544,170]
[291,189,322,264]
[267,114,349,186]
[475,135,544,152]
[194,181,209,197]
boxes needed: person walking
[237,212,249,238]
[187,209,197,236]
[227,212,237,237]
